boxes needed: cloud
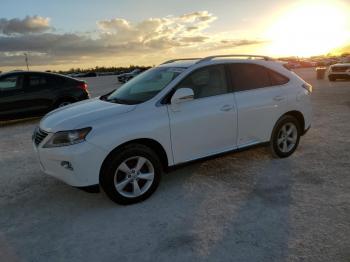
[0,16,51,35]
[180,36,209,43]
[97,11,216,45]
[180,11,216,23]
[0,12,268,69]
[217,39,269,49]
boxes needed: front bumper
[33,140,107,187]
[328,72,350,79]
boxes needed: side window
[268,69,289,85]
[27,75,49,90]
[176,65,228,99]
[0,75,21,91]
[49,76,66,88]
[229,63,271,91]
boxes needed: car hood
[40,98,136,132]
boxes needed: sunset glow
[265,0,350,56]
[0,0,349,71]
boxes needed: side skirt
[166,141,269,172]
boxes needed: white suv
[327,63,350,81]
[33,55,312,204]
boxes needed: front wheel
[100,144,162,205]
[270,115,301,158]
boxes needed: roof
[0,70,80,81]
[159,55,273,68]
[331,63,350,67]
[159,59,200,68]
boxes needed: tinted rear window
[28,75,48,89]
[229,63,289,91]
[229,64,270,91]
[268,69,289,85]
[48,75,76,88]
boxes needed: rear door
[0,73,26,118]
[23,73,56,112]
[229,63,290,146]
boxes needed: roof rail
[197,54,273,64]
[161,58,201,65]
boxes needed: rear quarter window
[268,69,289,85]
[49,75,74,88]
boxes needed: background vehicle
[78,72,98,78]
[33,55,312,205]
[327,63,350,81]
[117,69,143,83]
[0,71,90,120]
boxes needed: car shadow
[0,146,294,262]
[152,147,294,261]
[0,117,40,127]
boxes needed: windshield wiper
[107,98,142,105]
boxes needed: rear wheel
[100,144,162,205]
[58,101,72,107]
[54,98,75,109]
[270,115,301,158]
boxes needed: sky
[0,0,349,71]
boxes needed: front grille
[332,66,349,72]
[33,128,49,146]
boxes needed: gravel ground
[0,68,349,262]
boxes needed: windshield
[105,67,184,104]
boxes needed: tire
[55,98,74,109]
[270,115,301,158]
[58,101,72,107]
[100,144,162,205]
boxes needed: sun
[264,0,350,57]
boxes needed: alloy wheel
[114,156,155,198]
[277,122,298,153]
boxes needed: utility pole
[24,53,29,71]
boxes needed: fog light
[61,161,73,171]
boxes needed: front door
[167,65,237,164]
[0,74,26,118]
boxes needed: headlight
[43,127,92,148]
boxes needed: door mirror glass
[171,88,194,104]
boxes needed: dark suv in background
[0,71,90,120]
[117,69,142,83]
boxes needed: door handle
[220,104,233,112]
[273,95,285,101]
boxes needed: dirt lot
[0,69,349,262]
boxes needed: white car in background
[33,55,312,205]
[327,63,350,81]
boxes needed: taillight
[77,82,88,92]
[302,83,312,94]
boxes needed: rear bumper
[79,91,90,100]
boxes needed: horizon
[0,0,349,71]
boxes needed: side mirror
[171,88,194,104]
